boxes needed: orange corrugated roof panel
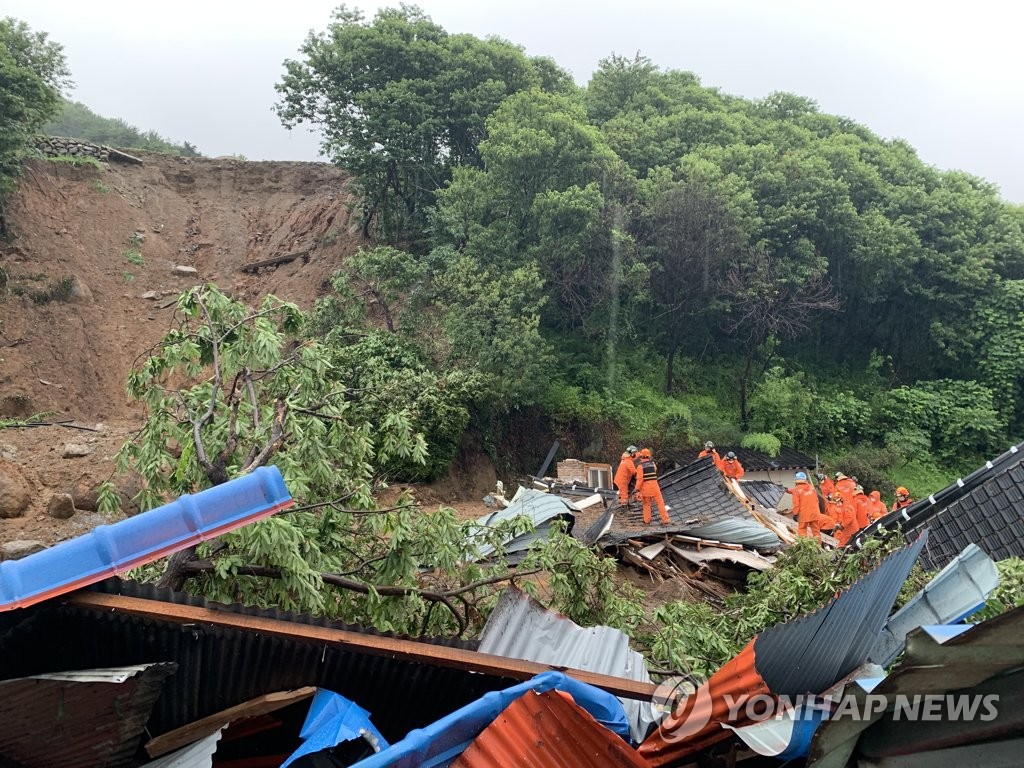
[639,641,770,766]
[452,689,650,768]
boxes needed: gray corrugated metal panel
[869,543,999,667]
[739,480,787,510]
[852,440,1024,564]
[140,730,221,768]
[754,534,927,696]
[0,662,176,768]
[478,587,656,743]
[681,520,782,550]
[472,488,575,559]
[807,603,1024,768]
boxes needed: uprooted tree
[113,284,641,636]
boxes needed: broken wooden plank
[239,250,310,274]
[67,592,657,701]
[107,147,143,164]
[145,687,316,758]
[671,534,745,552]
[637,541,667,560]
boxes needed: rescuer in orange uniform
[891,486,913,511]
[817,472,835,497]
[788,471,821,539]
[721,451,745,479]
[635,448,671,525]
[614,445,639,506]
[834,472,856,506]
[698,441,724,470]
[829,493,855,546]
[851,486,871,531]
[866,490,887,523]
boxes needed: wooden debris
[571,493,604,511]
[145,687,316,757]
[239,249,310,273]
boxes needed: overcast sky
[7,0,1024,202]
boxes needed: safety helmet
[795,471,807,481]
[726,451,736,460]
[626,445,638,454]
[704,441,714,450]
[835,472,847,480]
[638,448,652,459]
[855,485,865,495]
[851,475,859,483]
[896,486,909,496]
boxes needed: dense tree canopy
[277,6,1024,488]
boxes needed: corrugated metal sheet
[472,488,575,559]
[754,533,927,695]
[639,537,927,766]
[0,579,506,745]
[869,543,999,667]
[852,441,1024,569]
[0,466,293,611]
[0,662,176,768]
[638,641,770,766]
[140,730,221,768]
[808,604,1024,768]
[450,689,649,768]
[591,458,781,550]
[349,671,630,768]
[477,587,656,742]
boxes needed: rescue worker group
[614,442,914,543]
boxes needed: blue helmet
[795,471,808,481]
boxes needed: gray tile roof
[853,441,1024,569]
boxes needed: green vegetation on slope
[44,99,201,156]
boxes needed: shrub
[747,367,812,445]
[742,432,781,456]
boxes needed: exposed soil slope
[0,152,365,544]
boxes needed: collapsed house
[0,454,1021,766]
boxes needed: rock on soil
[47,493,76,520]
[63,443,93,458]
[0,460,31,519]
[0,540,46,561]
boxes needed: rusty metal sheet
[451,689,648,768]
[0,663,176,768]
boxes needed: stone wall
[32,136,142,164]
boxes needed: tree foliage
[0,17,69,214]
[44,99,200,155]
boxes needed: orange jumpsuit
[891,497,914,512]
[866,491,887,523]
[788,479,821,539]
[698,448,724,471]
[832,498,858,546]
[818,476,835,497]
[722,457,745,479]
[614,453,638,505]
[636,458,670,525]
[835,476,856,505]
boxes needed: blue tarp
[0,466,292,611]
[349,671,631,768]
[282,690,389,767]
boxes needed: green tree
[0,17,70,228]
[275,5,569,244]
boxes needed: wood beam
[67,592,657,701]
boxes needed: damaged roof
[667,445,817,472]
[854,441,1024,568]
[477,587,656,743]
[586,457,781,550]
[450,689,648,768]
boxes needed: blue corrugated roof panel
[0,466,293,611]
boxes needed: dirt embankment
[0,152,367,545]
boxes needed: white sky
[6,0,1024,202]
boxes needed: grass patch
[47,154,102,170]
[26,276,74,304]
[123,248,145,266]
[92,179,109,193]
[121,270,135,283]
